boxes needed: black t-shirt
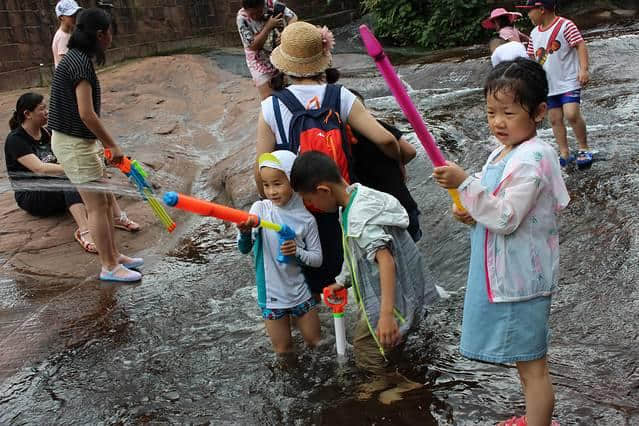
[351,120,419,213]
[49,48,101,139]
[4,126,57,193]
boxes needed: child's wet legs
[548,107,570,158]
[353,314,422,405]
[295,309,320,348]
[353,314,388,376]
[516,357,554,426]
[563,102,589,151]
[265,317,294,354]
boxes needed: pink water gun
[359,25,465,212]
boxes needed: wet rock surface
[1,26,639,424]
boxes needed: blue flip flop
[559,154,575,168]
[576,151,593,170]
[99,264,142,282]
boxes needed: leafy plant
[361,0,492,49]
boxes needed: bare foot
[378,380,423,405]
[356,378,390,401]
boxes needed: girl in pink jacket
[433,58,567,426]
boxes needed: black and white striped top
[48,49,101,140]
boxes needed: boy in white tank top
[518,0,594,169]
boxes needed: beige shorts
[51,131,104,185]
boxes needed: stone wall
[0,0,359,91]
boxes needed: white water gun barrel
[333,313,346,358]
[323,287,348,363]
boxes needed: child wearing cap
[482,8,530,44]
[52,0,82,68]
[489,38,529,67]
[519,0,594,169]
[237,150,322,356]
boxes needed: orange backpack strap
[322,84,357,183]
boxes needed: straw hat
[481,8,523,30]
[270,22,332,78]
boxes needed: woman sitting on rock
[4,92,140,254]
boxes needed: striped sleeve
[527,29,536,57]
[563,20,584,47]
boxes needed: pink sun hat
[481,8,523,30]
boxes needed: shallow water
[1,29,639,424]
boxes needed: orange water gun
[163,192,296,263]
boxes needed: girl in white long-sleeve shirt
[238,150,322,354]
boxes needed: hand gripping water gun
[359,25,466,212]
[104,149,176,232]
[163,192,296,263]
[323,287,348,362]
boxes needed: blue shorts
[261,297,317,321]
[547,89,581,109]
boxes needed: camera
[265,2,286,19]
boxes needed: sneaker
[118,254,144,269]
[99,264,142,282]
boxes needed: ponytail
[269,72,286,91]
[325,67,340,84]
[9,110,20,131]
[9,92,44,131]
[68,8,111,66]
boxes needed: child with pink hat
[482,8,530,44]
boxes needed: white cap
[56,0,82,18]
[258,150,297,180]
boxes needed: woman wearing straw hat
[255,21,401,301]
[482,8,530,44]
